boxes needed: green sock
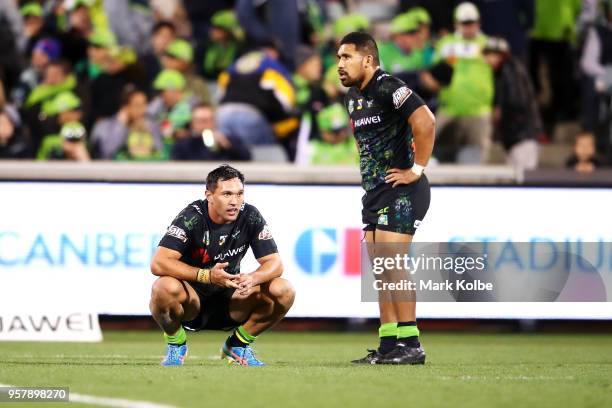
[228,325,257,348]
[164,326,187,345]
[378,322,398,354]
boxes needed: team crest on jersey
[258,224,273,240]
[219,235,227,246]
[348,99,354,114]
[392,86,412,109]
[167,225,188,243]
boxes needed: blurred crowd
[0,0,610,172]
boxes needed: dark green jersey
[345,69,425,191]
[158,199,277,294]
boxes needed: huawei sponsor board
[0,182,611,319]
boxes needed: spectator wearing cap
[202,10,243,81]
[408,7,436,69]
[379,12,422,75]
[141,21,176,93]
[37,91,89,161]
[483,37,541,170]
[171,104,251,161]
[298,103,358,165]
[148,69,198,149]
[86,31,145,124]
[54,0,95,67]
[91,85,162,160]
[11,38,61,108]
[162,39,210,104]
[23,60,79,153]
[18,2,45,55]
[432,2,494,163]
[216,44,298,154]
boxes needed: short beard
[341,72,364,88]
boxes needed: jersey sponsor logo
[167,225,188,243]
[258,224,273,240]
[219,235,227,246]
[366,99,374,108]
[214,244,246,261]
[392,86,412,109]
[191,204,202,215]
[348,99,354,114]
[354,115,381,127]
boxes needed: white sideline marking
[0,384,177,408]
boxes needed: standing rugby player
[338,32,435,364]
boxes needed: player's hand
[210,262,239,289]
[385,168,420,187]
[236,273,255,297]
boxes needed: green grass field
[1,331,612,408]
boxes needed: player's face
[206,178,244,223]
[337,44,368,87]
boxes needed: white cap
[455,2,480,22]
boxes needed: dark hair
[340,31,379,65]
[152,20,176,35]
[120,83,145,106]
[206,165,245,192]
[47,59,72,75]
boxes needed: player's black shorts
[181,284,244,331]
[362,174,430,235]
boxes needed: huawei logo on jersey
[354,115,381,127]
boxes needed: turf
[1,331,611,408]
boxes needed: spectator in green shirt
[430,2,494,163]
[301,103,358,165]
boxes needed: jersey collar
[361,68,383,96]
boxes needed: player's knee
[267,278,296,310]
[150,276,184,304]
